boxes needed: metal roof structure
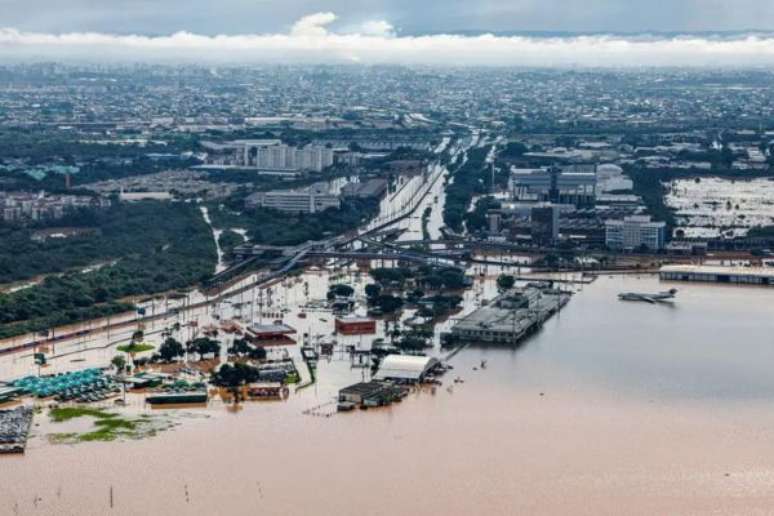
[660,264,774,286]
[660,264,774,278]
[374,355,439,381]
[339,382,388,397]
[247,323,296,335]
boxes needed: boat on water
[618,288,677,304]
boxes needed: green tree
[327,284,355,299]
[497,274,516,291]
[210,362,261,404]
[406,288,425,304]
[375,294,404,314]
[111,355,126,373]
[189,337,220,361]
[439,269,466,289]
[248,346,267,361]
[158,337,185,362]
[229,338,252,357]
[364,283,381,299]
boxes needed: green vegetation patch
[0,201,217,339]
[49,406,117,422]
[116,343,155,354]
[207,197,379,248]
[746,225,774,238]
[48,406,170,444]
[443,145,508,233]
[79,417,138,442]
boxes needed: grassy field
[48,407,169,443]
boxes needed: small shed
[339,382,390,404]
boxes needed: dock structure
[0,406,33,454]
[451,286,571,345]
[660,265,774,286]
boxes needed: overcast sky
[3,0,774,35]
[2,1,774,66]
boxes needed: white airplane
[618,288,678,304]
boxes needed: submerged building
[660,265,774,286]
[373,355,441,383]
[335,317,377,335]
[451,286,570,344]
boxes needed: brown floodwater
[5,274,774,515]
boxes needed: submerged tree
[497,274,516,291]
[111,355,126,373]
[210,362,261,404]
[158,337,185,362]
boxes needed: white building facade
[605,215,666,250]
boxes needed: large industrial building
[202,139,334,173]
[510,166,597,206]
[660,265,774,286]
[451,287,570,345]
[245,182,341,214]
[530,205,561,243]
[605,215,666,251]
[340,178,388,199]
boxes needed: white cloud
[290,12,337,37]
[0,12,774,67]
[357,20,395,37]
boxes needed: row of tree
[443,145,509,233]
[0,201,218,339]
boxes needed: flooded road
[6,274,774,515]
[665,177,774,238]
[199,205,227,274]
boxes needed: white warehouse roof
[374,355,439,381]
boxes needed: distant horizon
[5,0,774,35]
[1,12,774,68]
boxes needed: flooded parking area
[665,177,774,238]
